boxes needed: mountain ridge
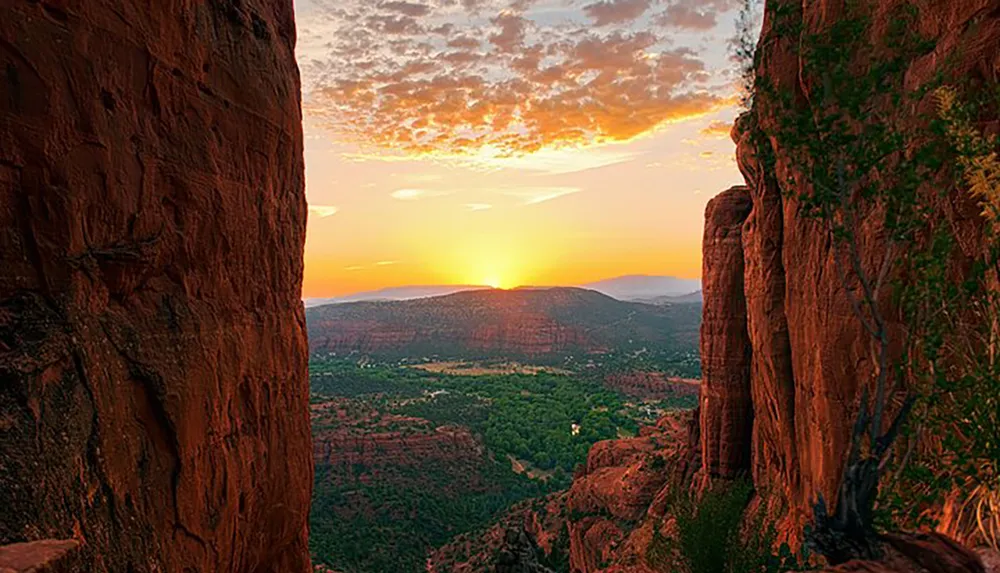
[304,275,703,307]
[305,286,701,366]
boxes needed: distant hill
[305,287,700,361]
[581,275,702,301]
[304,285,487,307]
[305,275,702,307]
[632,290,704,305]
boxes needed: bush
[648,480,809,573]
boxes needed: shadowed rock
[0,540,79,573]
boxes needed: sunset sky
[294,0,747,297]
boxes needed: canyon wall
[0,2,312,571]
[700,0,1000,531]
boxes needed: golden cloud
[298,0,735,155]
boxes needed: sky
[294,0,748,297]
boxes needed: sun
[483,276,505,289]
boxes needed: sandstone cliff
[696,0,1000,536]
[0,2,311,571]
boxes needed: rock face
[699,186,754,479]
[821,533,986,573]
[429,413,694,573]
[0,2,311,572]
[0,540,80,573]
[314,425,483,467]
[603,372,700,401]
[700,0,1000,537]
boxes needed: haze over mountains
[304,275,702,307]
[305,286,701,370]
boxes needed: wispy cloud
[496,187,583,205]
[389,188,452,200]
[309,205,340,218]
[465,203,493,211]
[375,260,399,266]
[700,120,733,138]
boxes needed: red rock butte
[0,1,312,571]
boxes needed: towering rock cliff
[0,2,312,571]
[701,0,1000,535]
[700,186,754,479]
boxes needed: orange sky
[294,0,748,297]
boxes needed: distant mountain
[305,287,700,361]
[306,275,703,307]
[633,290,704,305]
[304,285,487,307]
[581,275,702,301]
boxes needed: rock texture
[699,186,754,479]
[429,413,694,573]
[0,540,79,573]
[603,372,700,401]
[820,533,986,573]
[0,2,311,572]
[699,0,1000,536]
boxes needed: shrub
[648,480,810,573]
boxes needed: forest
[308,358,696,571]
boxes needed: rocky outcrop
[700,0,1000,544]
[603,372,700,401]
[313,426,483,468]
[820,533,986,573]
[429,413,694,573]
[0,540,80,573]
[699,185,754,479]
[0,2,311,572]
[495,528,557,573]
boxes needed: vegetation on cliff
[738,0,1000,560]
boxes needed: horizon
[294,0,748,297]
[302,272,704,301]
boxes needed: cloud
[584,0,651,26]
[308,205,340,218]
[380,1,432,17]
[654,0,742,30]
[389,188,453,200]
[344,265,365,271]
[700,120,733,137]
[375,260,399,266]
[465,203,493,211]
[496,187,582,205]
[298,0,732,156]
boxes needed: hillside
[306,287,701,364]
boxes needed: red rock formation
[699,186,754,479]
[820,533,986,573]
[697,0,1000,539]
[313,426,483,468]
[0,2,311,572]
[429,413,694,573]
[0,540,79,573]
[604,372,700,401]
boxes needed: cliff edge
[0,1,312,571]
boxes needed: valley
[306,286,702,573]
[306,287,702,378]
